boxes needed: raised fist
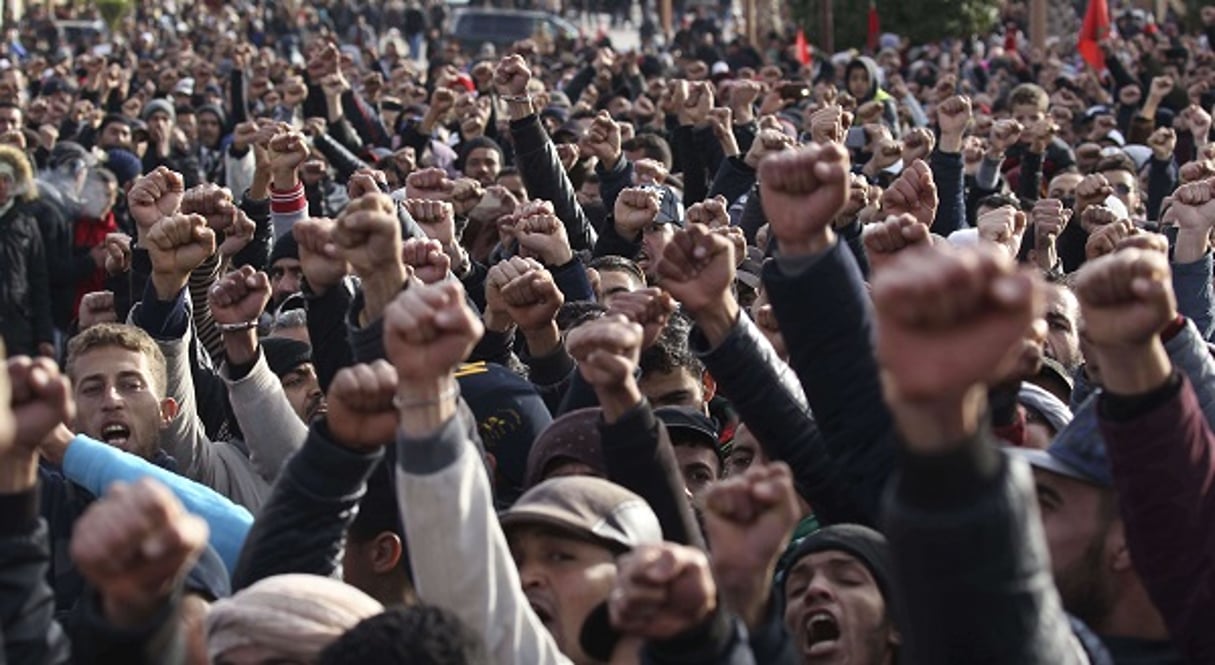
[405,198,458,252]
[873,243,1044,405]
[614,187,662,238]
[863,214,932,273]
[218,210,256,259]
[759,142,851,256]
[326,361,400,451]
[334,193,403,278]
[809,105,845,145]
[1149,75,1174,100]
[71,479,208,628]
[566,314,644,391]
[937,95,972,137]
[5,355,73,455]
[680,81,714,126]
[609,544,717,640]
[656,223,737,315]
[267,130,310,174]
[988,119,1023,155]
[684,196,730,229]
[1080,203,1121,233]
[513,210,573,267]
[347,169,387,199]
[208,265,271,326]
[493,55,532,97]
[383,280,484,382]
[104,233,132,275]
[744,128,795,170]
[1181,104,1212,141]
[497,262,564,332]
[976,205,1028,257]
[401,238,451,284]
[580,111,622,167]
[880,160,938,229]
[128,167,185,235]
[607,288,676,350]
[450,178,485,216]
[1024,118,1058,154]
[902,127,935,163]
[78,290,118,330]
[1074,248,1176,349]
[293,217,349,295]
[702,461,800,630]
[1076,173,1114,214]
[181,183,237,234]
[144,214,217,283]
[1148,127,1177,161]
[1085,218,1138,260]
[405,167,455,201]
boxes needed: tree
[791,0,1001,52]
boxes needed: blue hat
[105,148,143,186]
[1015,396,1111,488]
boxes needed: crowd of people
[1,0,1215,663]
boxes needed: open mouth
[100,422,131,449]
[527,598,556,632]
[804,610,841,656]
[306,398,329,423]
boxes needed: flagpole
[820,0,833,54]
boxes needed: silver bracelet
[217,320,259,333]
[393,383,461,410]
[499,94,532,104]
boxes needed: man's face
[1101,168,1140,215]
[99,121,132,150]
[1043,285,1082,373]
[847,67,870,99]
[1048,173,1083,208]
[638,222,675,281]
[279,362,327,423]
[71,346,172,460]
[465,147,501,185]
[638,367,703,410]
[596,268,643,307]
[198,113,222,148]
[0,106,22,133]
[672,440,720,500]
[1033,468,1117,628]
[147,111,173,142]
[176,112,197,145]
[509,526,617,665]
[1011,103,1046,130]
[497,172,528,201]
[724,424,767,477]
[270,258,303,305]
[784,550,897,664]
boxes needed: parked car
[451,8,580,55]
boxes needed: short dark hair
[622,132,673,169]
[588,255,645,285]
[640,311,703,378]
[557,300,608,332]
[1096,152,1138,179]
[977,192,1023,212]
[318,606,488,665]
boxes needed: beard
[1055,535,1115,631]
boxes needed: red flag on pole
[867,1,880,52]
[1077,0,1111,70]
[795,28,811,66]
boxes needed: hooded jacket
[845,57,901,138]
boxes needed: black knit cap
[260,337,311,379]
[268,232,299,266]
[782,524,894,602]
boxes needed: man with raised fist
[872,242,1084,663]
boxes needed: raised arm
[383,279,570,665]
[874,243,1083,664]
[1079,246,1215,663]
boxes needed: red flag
[867,2,880,52]
[795,28,811,66]
[1078,0,1110,70]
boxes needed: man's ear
[371,532,404,574]
[702,371,717,406]
[1106,519,1133,573]
[159,397,179,427]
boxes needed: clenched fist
[863,214,932,273]
[759,142,851,257]
[128,167,185,237]
[334,193,404,278]
[326,361,400,451]
[145,214,217,298]
[609,544,717,640]
[208,265,271,326]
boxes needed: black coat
[0,201,54,355]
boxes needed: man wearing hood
[845,57,901,139]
